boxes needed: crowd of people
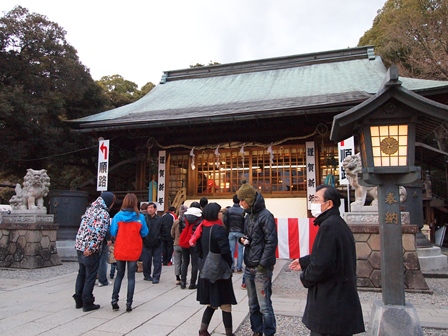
[73,182,364,336]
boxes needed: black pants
[310,332,352,336]
[181,247,199,284]
[162,239,174,265]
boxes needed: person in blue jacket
[110,193,149,312]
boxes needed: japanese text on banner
[97,140,109,191]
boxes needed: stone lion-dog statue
[9,168,51,212]
[342,153,406,207]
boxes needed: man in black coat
[161,206,176,266]
[223,194,245,272]
[289,185,365,335]
[142,202,163,284]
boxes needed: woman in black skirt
[196,202,237,336]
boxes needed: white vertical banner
[97,139,109,191]
[306,141,316,209]
[337,136,355,185]
[157,150,167,210]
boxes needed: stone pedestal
[417,246,448,272]
[0,213,61,268]
[369,299,423,336]
[56,240,77,262]
[344,211,429,292]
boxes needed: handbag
[200,225,232,283]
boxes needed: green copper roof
[68,46,448,132]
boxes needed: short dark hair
[190,201,201,209]
[200,197,208,208]
[316,184,341,208]
[202,202,221,221]
[232,194,240,204]
[168,206,176,212]
[147,202,157,210]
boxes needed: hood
[244,192,266,215]
[185,214,202,224]
[116,208,141,222]
[92,197,109,211]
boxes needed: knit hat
[237,181,257,207]
[179,204,188,217]
[100,192,116,208]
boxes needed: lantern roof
[330,66,448,144]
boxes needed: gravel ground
[0,261,79,281]
[236,262,448,336]
[1,260,447,335]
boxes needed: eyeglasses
[312,197,328,204]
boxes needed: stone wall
[350,224,429,292]
[0,214,61,268]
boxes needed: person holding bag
[196,203,237,336]
[110,193,148,312]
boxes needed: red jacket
[111,210,148,261]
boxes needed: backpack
[178,218,193,248]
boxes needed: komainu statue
[342,153,406,207]
[9,169,51,212]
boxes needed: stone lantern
[331,65,448,335]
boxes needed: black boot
[181,281,186,289]
[72,294,83,309]
[83,298,100,312]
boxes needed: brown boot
[198,330,211,336]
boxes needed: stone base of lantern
[369,299,423,336]
[344,211,430,292]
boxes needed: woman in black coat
[196,202,237,336]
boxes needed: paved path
[1,260,447,335]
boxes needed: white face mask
[310,203,323,218]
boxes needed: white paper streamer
[215,145,220,168]
[190,147,195,170]
[267,144,274,164]
[240,143,245,168]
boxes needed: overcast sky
[1,1,386,88]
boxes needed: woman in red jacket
[110,193,148,312]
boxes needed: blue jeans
[110,263,117,278]
[173,245,182,276]
[245,266,276,336]
[97,248,109,285]
[75,250,100,304]
[228,232,244,270]
[141,244,163,280]
[112,260,137,305]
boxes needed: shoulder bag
[200,225,232,283]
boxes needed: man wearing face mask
[289,185,365,336]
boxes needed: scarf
[189,219,223,246]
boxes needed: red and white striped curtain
[276,218,319,259]
[233,218,319,260]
